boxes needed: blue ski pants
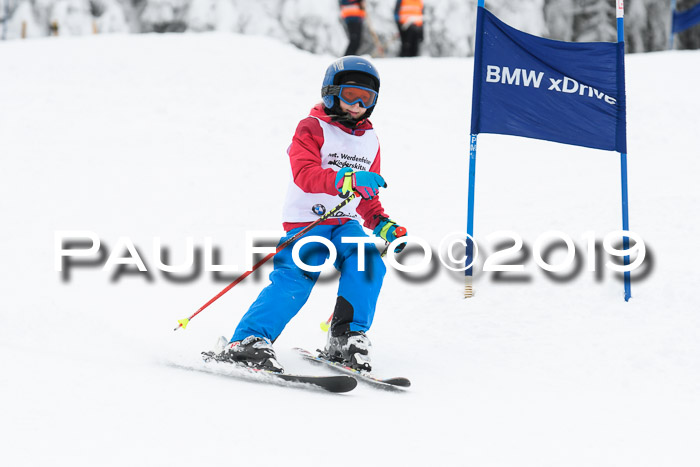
[231,220,386,342]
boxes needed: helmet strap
[323,101,371,129]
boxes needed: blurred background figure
[395,0,424,57]
[2,1,698,56]
[340,0,366,55]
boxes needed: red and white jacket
[282,104,388,232]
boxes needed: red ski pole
[174,193,358,331]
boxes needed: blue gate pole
[620,153,631,301]
[617,0,632,301]
[465,0,485,298]
[465,134,477,298]
[670,0,677,50]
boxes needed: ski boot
[325,331,372,372]
[215,335,284,373]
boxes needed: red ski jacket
[282,104,388,232]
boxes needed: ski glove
[373,217,408,254]
[335,167,387,200]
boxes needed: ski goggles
[325,84,378,108]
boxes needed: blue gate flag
[673,3,700,33]
[470,7,627,153]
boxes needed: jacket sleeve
[356,144,389,230]
[288,117,339,195]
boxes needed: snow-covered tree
[490,0,547,35]
[624,0,670,53]
[675,0,700,49]
[183,0,215,32]
[49,0,93,35]
[1,0,17,39]
[545,0,672,52]
[238,0,286,41]
[280,0,345,55]
[1,0,697,55]
[422,0,476,57]
[140,0,187,32]
[93,0,129,34]
[572,0,616,42]
[544,0,575,41]
[3,0,44,38]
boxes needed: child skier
[216,56,406,373]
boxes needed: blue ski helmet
[321,56,380,110]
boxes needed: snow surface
[2,33,700,466]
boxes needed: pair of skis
[201,347,410,393]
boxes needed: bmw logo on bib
[312,204,326,216]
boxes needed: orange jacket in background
[396,0,424,27]
[340,0,366,19]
